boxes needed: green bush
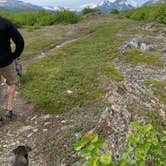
[53,9,80,24]
[124,2,166,24]
[35,10,54,26]
[0,9,80,27]
[82,8,100,15]
[110,9,120,14]
[75,122,166,166]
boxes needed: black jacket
[0,17,24,67]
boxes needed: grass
[20,24,91,60]
[144,111,165,132]
[20,18,128,113]
[124,48,163,67]
[145,79,166,104]
[102,65,124,81]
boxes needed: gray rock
[161,48,166,53]
[121,38,155,53]
[140,43,155,51]
[129,38,142,48]
[18,126,34,133]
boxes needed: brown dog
[12,146,32,166]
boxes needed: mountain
[0,0,43,12]
[98,0,135,12]
[143,0,164,5]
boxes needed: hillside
[0,5,166,166]
[0,0,43,12]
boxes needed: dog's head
[12,146,32,158]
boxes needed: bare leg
[7,84,16,111]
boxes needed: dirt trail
[0,35,90,166]
[22,34,91,69]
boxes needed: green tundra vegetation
[0,9,80,28]
[75,123,166,166]
[82,8,100,15]
[124,1,166,24]
[20,18,128,113]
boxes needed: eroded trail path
[0,35,91,166]
[0,20,166,166]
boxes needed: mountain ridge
[0,0,43,12]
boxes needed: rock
[129,38,142,48]
[161,48,166,53]
[18,126,34,132]
[120,38,155,53]
[39,114,51,121]
[140,43,155,51]
[33,128,39,133]
[27,133,33,138]
[43,129,48,132]
[75,132,82,139]
[44,122,52,126]
[31,115,38,121]
[120,109,131,124]
[66,90,73,94]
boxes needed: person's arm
[8,22,24,59]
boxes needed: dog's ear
[12,148,17,154]
[25,146,32,153]
[12,146,21,154]
[12,146,32,154]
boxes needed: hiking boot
[4,109,13,119]
[0,117,4,127]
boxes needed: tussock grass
[145,79,166,104]
[124,49,163,67]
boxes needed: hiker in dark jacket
[0,16,24,125]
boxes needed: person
[0,16,24,125]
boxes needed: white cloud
[80,3,97,9]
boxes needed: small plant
[110,9,119,14]
[75,132,113,166]
[120,122,166,166]
[75,122,166,166]
[82,8,100,15]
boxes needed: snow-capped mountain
[0,0,43,12]
[143,0,164,5]
[98,0,135,12]
[97,0,164,12]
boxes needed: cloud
[20,0,103,10]
[80,3,97,9]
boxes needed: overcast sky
[20,0,148,10]
[21,0,103,10]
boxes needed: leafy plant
[75,133,113,166]
[120,122,166,166]
[75,122,166,166]
[110,9,119,14]
[82,8,100,15]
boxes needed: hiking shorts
[0,62,17,85]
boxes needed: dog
[12,146,32,166]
